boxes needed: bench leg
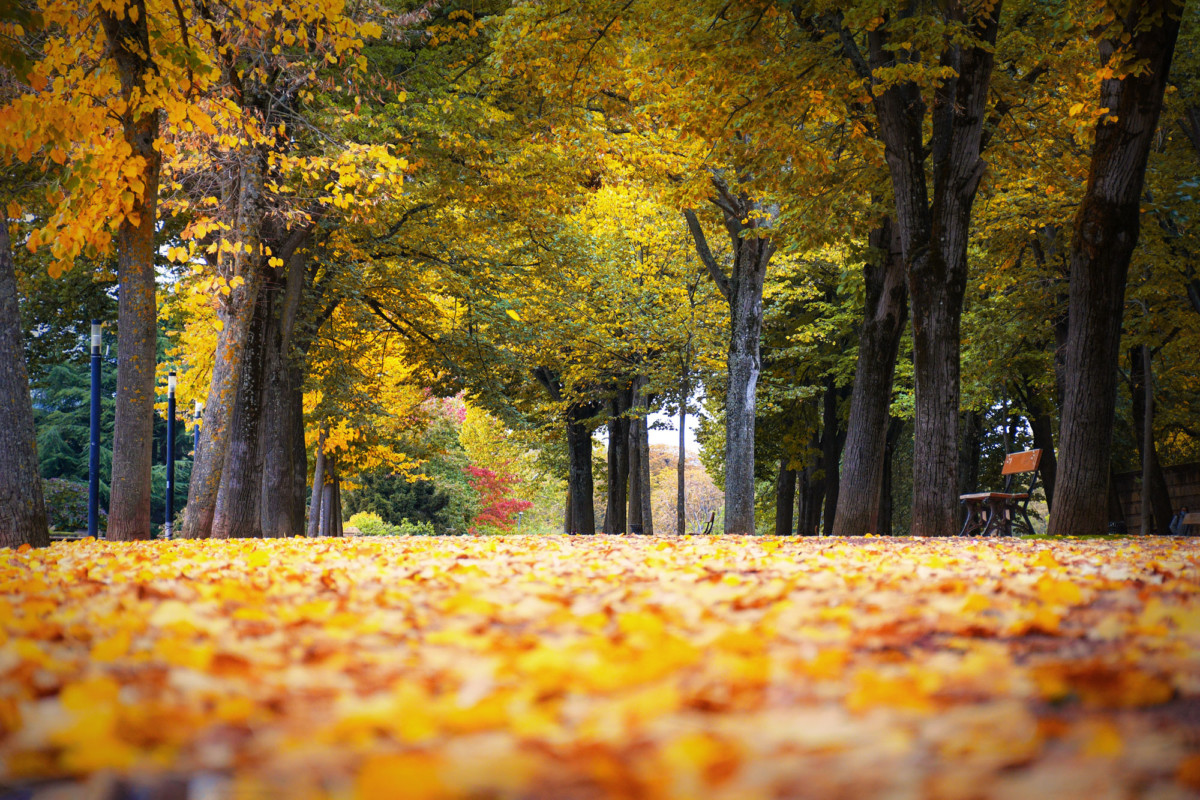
[981,499,1006,537]
[960,501,984,536]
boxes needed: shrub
[348,512,436,537]
[42,478,93,533]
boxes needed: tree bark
[604,386,630,534]
[0,223,49,548]
[563,484,574,535]
[628,404,643,533]
[820,377,847,537]
[796,431,824,536]
[307,422,327,538]
[878,418,903,536]
[677,376,688,536]
[566,403,596,535]
[183,160,265,538]
[211,289,268,539]
[684,182,776,536]
[1023,386,1058,509]
[99,4,161,541]
[331,458,343,537]
[259,244,309,538]
[832,218,908,536]
[319,454,335,537]
[1130,346,1174,535]
[632,377,654,535]
[774,459,796,536]
[1049,1,1182,536]
[847,2,1002,536]
[958,410,983,497]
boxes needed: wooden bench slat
[1001,449,1042,476]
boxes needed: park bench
[959,449,1042,537]
[1181,512,1200,536]
[702,511,716,535]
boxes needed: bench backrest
[1001,449,1042,476]
[1183,512,1200,525]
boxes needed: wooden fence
[1113,461,1200,535]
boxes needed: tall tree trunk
[628,410,643,533]
[0,223,49,548]
[847,2,1002,537]
[331,459,343,537]
[1130,346,1174,535]
[259,243,309,539]
[100,4,161,541]
[833,218,908,536]
[211,291,268,539]
[183,160,265,538]
[632,377,654,535]
[1049,1,1182,536]
[319,454,336,537]
[820,377,846,537]
[775,460,796,536]
[677,375,688,536]
[797,431,824,536]
[1107,465,1127,533]
[563,484,574,535]
[605,386,630,534]
[566,403,596,535]
[307,422,327,538]
[878,418,903,536]
[721,237,770,534]
[958,410,983,497]
[684,185,776,536]
[1021,383,1058,509]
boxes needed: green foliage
[42,479,91,533]
[347,512,436,537]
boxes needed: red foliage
[465,465,532,531]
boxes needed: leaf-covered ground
[1,536,1198,799]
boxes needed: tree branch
[683,209,731,301]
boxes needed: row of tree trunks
[1048,1,1182,536]
[832,218,908,537]
[183,159,266,539]
[187,208,318,539]
[98,2,161,542]
[813,2,1000,536]
[0,223,49,548]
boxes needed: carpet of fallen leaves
[1,536,1199,799]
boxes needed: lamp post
[193,401,202,457]
[165,372,176,539]
[88,320,101,538]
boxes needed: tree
[1049,0,1184,536]
[0,220,49,547]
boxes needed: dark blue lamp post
[88,320,101,538]
[165,372,176,539]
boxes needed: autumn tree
[1050,0,1184,535]
[0,218,49,547]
